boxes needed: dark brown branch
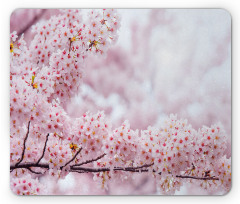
[10,161,219,181]
[69,170,85,174]
[72,153,106,167]
[27,167,43,175]
[69,39,72,53]
[176,175,219,181]
[61,147,83,169]
[15,121,31,166]
[71,163,154,173]
[10,162,153,173]
[10,134,220,180]
[36,133,49,165]
[11,163,49,170]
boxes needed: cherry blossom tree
[10,9,231,195]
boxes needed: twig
[71,163,153,173]
[27,167,43,175]
[72,153,106,167]
[15,121,31,166]
[61,147,83,169]
[69,39,72,53]
[36,133,49,165]
[176,175,219,181]
[69,170,85,174]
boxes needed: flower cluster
[90,115,231,195]
[71,111,111,160]
[102,121,140,166]
[44,135,73,178]
[86,9,120,54]
[139,115,196,176]
[156,175,182,195]
[214,156,231,192]
[10,175,45,195]
[92,120,140,189]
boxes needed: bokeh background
[10,9,231,195]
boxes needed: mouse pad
[10,8,231,195]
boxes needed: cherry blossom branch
[15,121,31,167]
[70,166,219,180]
[175,175,219,181]
[70,163,153,173]
[10,162,153,173]
[36,133,50,165]
[71,163,148,173]
[10,162,219,181]
[10,121,220,182]
[27,167,42,175]
[75,166,146,173]
[11,163,49,170]
[61,147,83,169]
[72,153,106,167]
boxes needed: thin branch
[70,167,149,173]
[69,170,85,174]
[69,39,73,53]
[27,167,43,175]
[15,121,31,167]
[176,175,219,181]
[36,133,49,165]
[72,153,106,167]
[71,163,153,173]
[61,147,83,169]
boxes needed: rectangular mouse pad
[10,8,231,195]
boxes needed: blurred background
[10,9,231,195]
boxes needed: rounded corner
[9,184,20,197]
[10,8,21,20]
[218,8,232,22]
[220,185,232,196]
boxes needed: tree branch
[72,153,106,167]
[36,133,49,165]
[11,163,49,170]
[61,147,83,169]
[10,161,219,181]
[27,167,43,175]
[176,175,219,181]
[15,121,31,167]
[11,135,220,180]
[70,163,153,173]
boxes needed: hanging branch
[36,133,50,165]
[15,121,31,167]
[27,167,42,175]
